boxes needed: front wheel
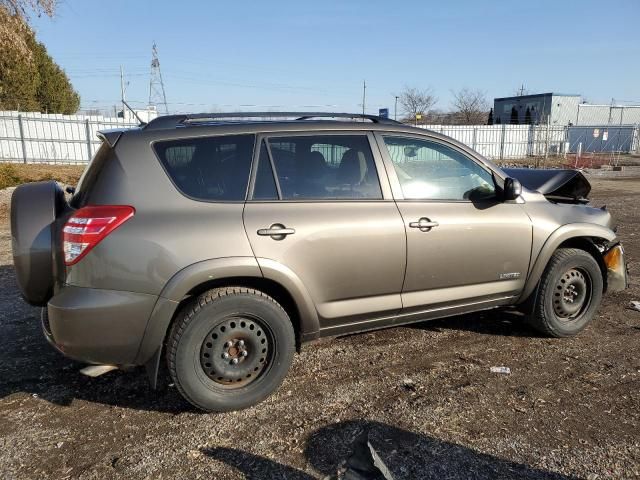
[529,248,603,337]
[166,287,295,412]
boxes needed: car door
[374,132,533,317]
[243,132,406,335]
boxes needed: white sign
[603,130,608,141]
[593,128,600,138]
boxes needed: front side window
[265,135,382,200]
[383,136,495,201]
[154,134,255,201]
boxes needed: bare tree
[451,88,489,124]
[1,0,56,20]
[398,86,437,122]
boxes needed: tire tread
[529,247,601,337]
[166,287,290,411]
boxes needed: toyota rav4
[11,112,628,412]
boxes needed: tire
[11,181,66,305]
[528,248,603,337]
[166,287,295,412]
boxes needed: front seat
[337,149,367,196]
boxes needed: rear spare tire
[11,181,66,306]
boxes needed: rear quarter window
[70,142,113,208]
[153,134,255,201]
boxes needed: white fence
[0,111,638,164]
[419,124,572,159]
[0,111,137,164]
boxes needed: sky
[31,0,640,116]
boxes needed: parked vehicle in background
[10,113,628,412]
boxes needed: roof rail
[144,112,401,130]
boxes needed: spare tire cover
[11,181,65,306]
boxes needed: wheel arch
[135,257,320,383]
[518,223,616,304]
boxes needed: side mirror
[503,177,522,201]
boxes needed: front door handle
[409,217,439,232]
[257,223,295,239]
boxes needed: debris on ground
[629,300,640,312]
[490,366,511,375]
[401,378,416,391]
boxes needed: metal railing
[0,112,137,164]
[0,111,638,164]
[419,124,639,161]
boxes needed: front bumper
[44,286,158,365]
[603,243,628,292]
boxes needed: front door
[243,132,406,334]
[375,133,533,316]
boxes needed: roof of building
[494,93,581,101]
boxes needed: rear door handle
[257,224,295,239]
[409,218,439,231]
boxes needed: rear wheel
[166,287,295,412]
[529,248,603,337]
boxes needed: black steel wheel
[199,316,271,388]
[551,268,592,321]
[167,287,295,412]
[529,248,603,337]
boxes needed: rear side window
[154,134,255,201]
[264,135,382,200]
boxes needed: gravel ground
[0,177,638,479]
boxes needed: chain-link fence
[0,112,137,164]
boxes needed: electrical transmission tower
[148,43,169,114]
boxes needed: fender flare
[256,257,320,342]
[518,223,616,302]
[134,256,320,369]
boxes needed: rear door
[243,132,406,335]
[375,133,533,317]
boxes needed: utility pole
[362,80,366,117]
[120,65,126,120]
[149,42,169,114]
[394,95,399,120]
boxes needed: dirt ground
[0,176,638,479]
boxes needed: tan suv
[11,113,628,412]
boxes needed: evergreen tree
[487,108,494,125]
[0,5,79,113]
[0,7,40,110]
[31,40,80,114]
[510,107,519,124]
[524,106,532,125]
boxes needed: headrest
[338,149,367,185]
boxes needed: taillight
[63,205,135,266]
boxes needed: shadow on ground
[413,308,545,338]
[0,264,188,413]
[202,420,577,479]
